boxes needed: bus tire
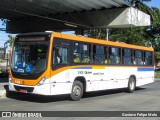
[70,81,83,101]
[127,77,136,93]
[6,91,16,97]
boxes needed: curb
[0,89,6,99]
[0,83,8,99]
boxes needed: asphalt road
[0,77,160,120]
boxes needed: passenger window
[135,50,143,65]
[123,49,132,65]
[61,47,68,64]
[104,47,110,64]
[74,43,90,63]
[94,45,105,64]
[145,51,152,65]
[109,47,120,64]
[74,43,81,63]
[81,44,90,63]
[54,46,68,64]
[131,50,136,65]
[74,43,81,53]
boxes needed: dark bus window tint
[82,44,89,54]
[74,43,90,63]
[94,55,105,64]
[61,47,68,64]
[81,44,90,63]
[135,50,143,65]
[74,43,81,63]
[74,43,81,53]
[55,47,68,64]
[94,45,105,64]
[104,47,110,64]
[96,45,104,54]
[74,53,81,63]
[123,49,132,65]
[145,51,152,65]
[110,47,120,64]
[131,50,135,65]
[124,49,131,57]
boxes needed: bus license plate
[20,89,27,93]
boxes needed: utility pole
[106,28,109,41]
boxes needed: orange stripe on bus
[52,33,154,51]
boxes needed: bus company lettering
[78,71,92,75]
[93,72,104,75]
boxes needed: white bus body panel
[49,66,154,95]
[9,66,154,95]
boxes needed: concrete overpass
[0,0,150,34]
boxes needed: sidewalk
[0,76,8,98]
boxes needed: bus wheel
[70,81,83,101]
[127,77,136,93]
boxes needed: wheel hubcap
[130,81,135,90]
[73,85,81,97]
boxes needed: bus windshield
[11,41,49,75]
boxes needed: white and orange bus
[9,32,154,101]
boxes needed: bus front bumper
[9,81,51,95]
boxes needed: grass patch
[155,71,160,79]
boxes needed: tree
[84,0,153,43]
[84,29,107,40]
[109,27,149,45]
[4,34,15,47]
[109,0,153,46]
[148,7,160,61]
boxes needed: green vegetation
[155,71,160,79]
[85,0,160,65]
[4,34,14,47]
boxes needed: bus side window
[74,42,91,63]
[135,50,143,65]
[145,51,152,65]
[61,47,68,64]
[81,44,90,63]
[55,47,62,64]
[52,47,55,65]
[131,50,135,65]
[123,49,132,65]
[54,46,68,64]
[74,42,81,63]
[109,47,120,64]
[94,45,105,64]
[104,47,110,64]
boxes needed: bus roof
[52,32,154,51]
[16,32,153,51]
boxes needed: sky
[144,0,160,8]
[0,0,160,47]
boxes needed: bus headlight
[37,76,47,86]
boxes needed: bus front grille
[14,85,34,93]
